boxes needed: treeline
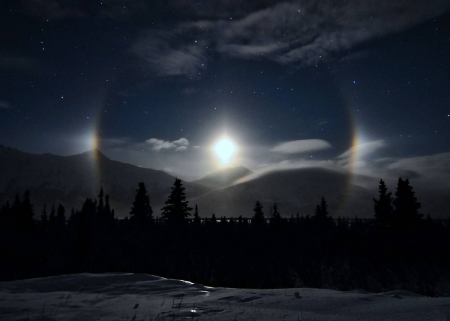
[0,177,449,296]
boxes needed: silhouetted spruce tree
[56,203,66,227]
[350,217,363,233]
[313,197,330,223]
[104,194,112,220]
[96,188,114,228]
[19,190,35,232]
[303,215,311,227]
[210,213,217,224]
[0,200,11,231]
[193,204,201,225]
[79,198,96,225]
[130,182,153,228]
[74,198,96,257]
[220,216,228,225]
[68,208,76,226]
[295,213,301,226]
[393,178,422,231]
[40,204,48,231]
[11,194,20,211]
[49,204,56,229]
[161,178,192,225]
[11,193,21,229]
[270,203,282,228]
[97,187,104,217]
[252,200,265,226]
[373,179,393,226]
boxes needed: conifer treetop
[161,178,192,224]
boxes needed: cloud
[0,100,11,109]
[272,139,331,154]
[388,153,450,172]
[97,136,192,155]
[131,0,449,77]
[337,140,387,164]
[236,158,340,184]
[130,22,213,78]
[220,1,450,65]
[386,153,450,188]
[167,0,276,20]
[146,138,189,151]
[332,142,450,192]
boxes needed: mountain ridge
[0,145,211,217]
[192,167,374,218]
[1,145,448,219]
[193,165,253,190]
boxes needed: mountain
[193,166,253,190]
[2,145,446,220]
[192,167,375,218]
[0,145,210,217]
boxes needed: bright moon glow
[214,137,237,165]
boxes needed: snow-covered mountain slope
[0,273,448,320]
[193,166,253,190]
[0,145,210,217]
[192,167,374,218]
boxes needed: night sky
[1,0,450,183]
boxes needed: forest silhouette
[0,177,448,296]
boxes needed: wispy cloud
[386,153,450,188]
[131,22,213,78]
[25,1,448,76]
[261,140,386,176]
[337,140,387,164]
[168,0,275,20]
[217,1,450,65]
[146,138,189,151]
[272,139,331,154]
[131,0,449,77]
[0,100,11,110]
[249,139,450,197]
[99,137,191,153]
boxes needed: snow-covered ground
[0,273,448,320]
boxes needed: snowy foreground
[0,273,449,320]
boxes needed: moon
[214,137,237,165]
